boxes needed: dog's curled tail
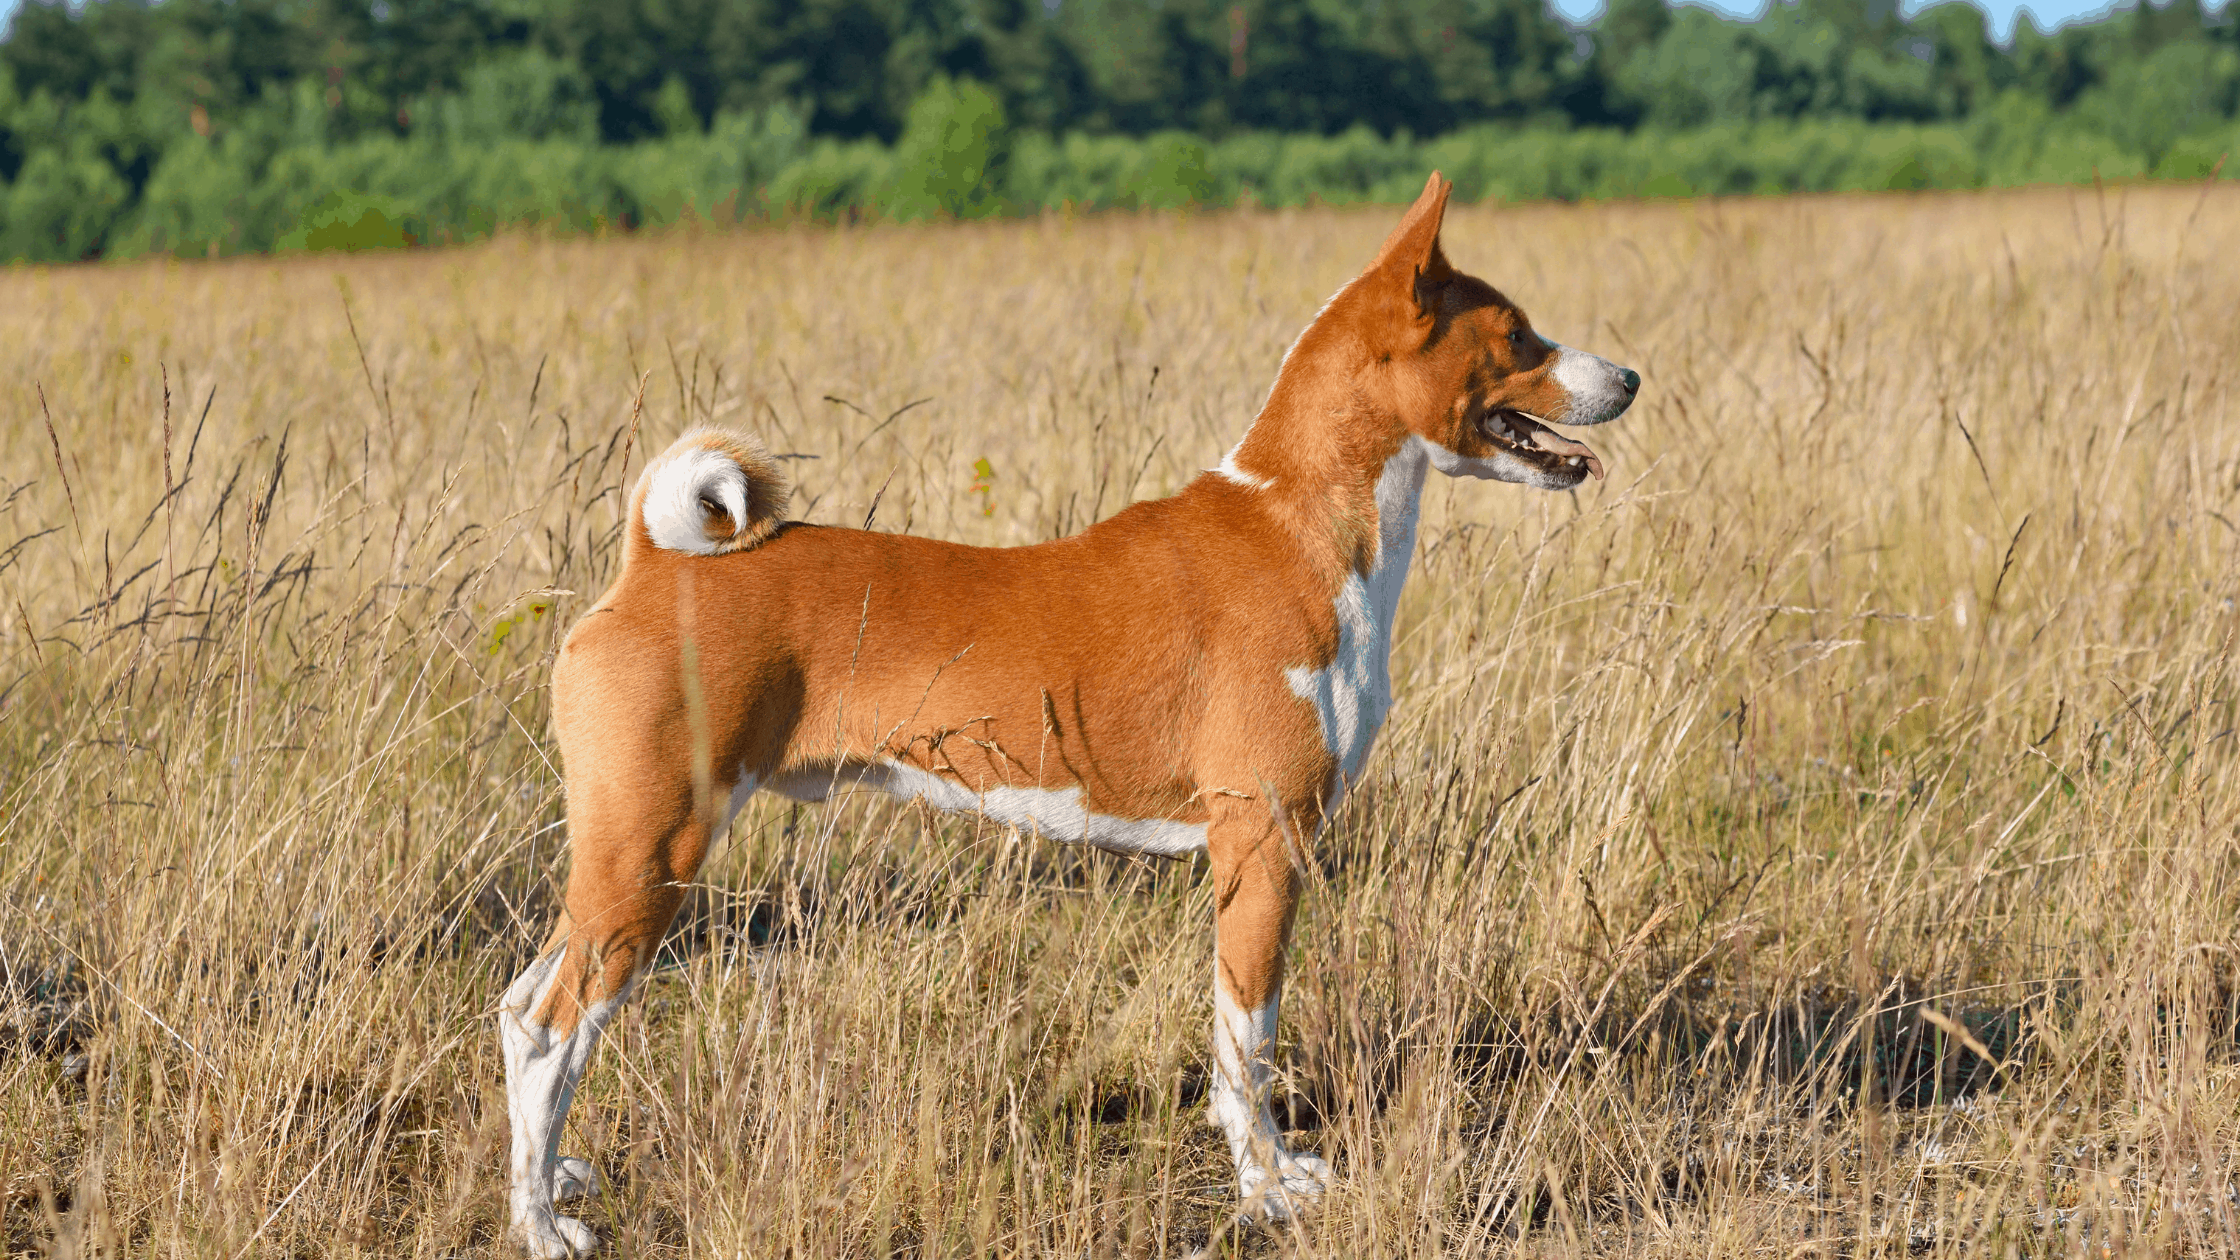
[633,427,791,556]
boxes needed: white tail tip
[635,428,790,555]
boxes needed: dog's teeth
[1566,456,1582,466]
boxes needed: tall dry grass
[2,183,2238,1257]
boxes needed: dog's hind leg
[1204,793,1334,1221]
[501,938,626,1259]
[502,780,719,1258]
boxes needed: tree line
[2,0,2237,261]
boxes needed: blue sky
[0,0,2226,55]
[1553,0,2226,42]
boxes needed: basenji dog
[500,172,1639,1255]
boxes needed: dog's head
[1354,173,1638,490]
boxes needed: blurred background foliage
[0,0,2236,260]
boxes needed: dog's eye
[1507,328,1528,347]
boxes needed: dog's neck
[1225,384,1432,790]
[1214,301,1430,594]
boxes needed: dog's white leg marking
[1211,966,1333,1220]
[552,1155,598,1202]
[503,948,630,1259]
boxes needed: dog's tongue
[1523,417,1605,482]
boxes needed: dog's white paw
[553,1157,600,1203]
[516,1210,598,1259]
[1238,1148,1335,1222]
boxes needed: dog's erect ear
[1373,171,1454,315]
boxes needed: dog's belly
[759,760,1208,856]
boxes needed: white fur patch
[1422,430,1583,492]
[502,949,630,1258]
[1209,982,1282,1167]
[1546,342,1634,426]
[640,445,751,555]
[771,759,1208,856]
[1284,438,1427,799]
[1210,972,1333,1217]
[1214,445,1273,490]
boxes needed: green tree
[1914,2,2006,118]
[417,47,600,145]
[885,75,1006,219]
[2,146,130,259]
[2072,39,2240,165]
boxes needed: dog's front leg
[1207,804,1333,1221]
[501,939,633,1258]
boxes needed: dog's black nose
[1618,367,1640,396]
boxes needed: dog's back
[556,455,1333,846]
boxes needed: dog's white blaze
[640,445,750,555]
[502,949,630,1259]
[776,759,1209,855]
[1546,342,1633,425]
[1284,438,1428,793]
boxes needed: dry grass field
[2,181,2238,1258]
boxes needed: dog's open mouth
[1481,410,1605,481]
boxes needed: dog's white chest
[1284,440,1427,798]
[1285,572,1395,785]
